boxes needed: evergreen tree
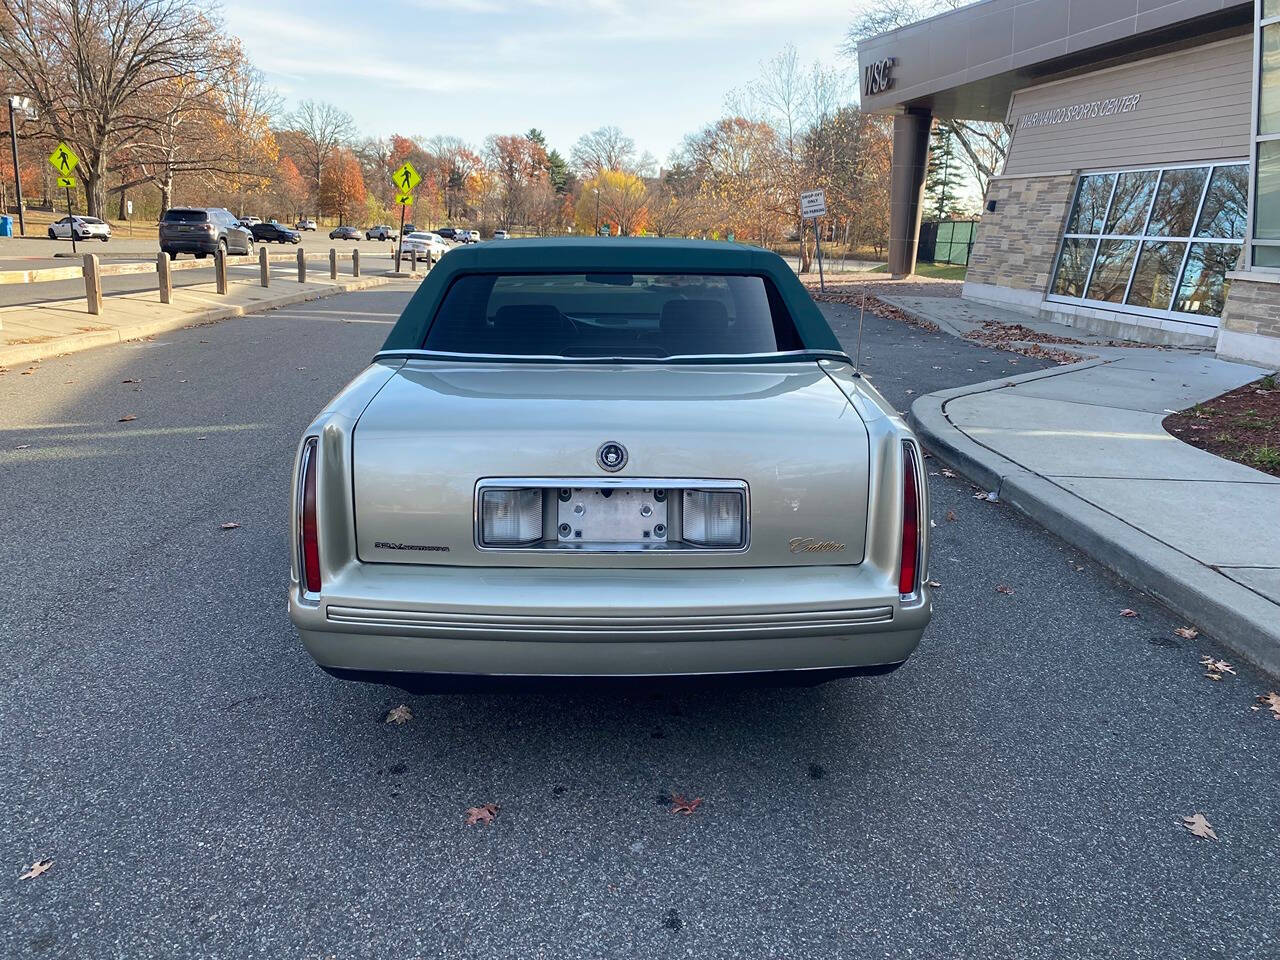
[547,149,570,194]
[925,125,961,220]
[526,128,547,150]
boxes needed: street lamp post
[7,96,30,237]
[593,187,600,236]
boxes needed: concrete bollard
[215,248,228,294]
[297,248,306,283]
[83,253,103,315]
[352,248,360,278]
[157,252,172,304]
[258,245,269,287]
[329,247,337,280]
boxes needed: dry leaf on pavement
[995,584,1015,595]
[941,468,956,478]
[1120,609,1139,618]
[1175,626,1199,640]
[670,795,703,816]
[945,510,958,522]
[466,803,499,826]
[117,414,137,422]
[1199,656,1235,678]
[19,859,53,880]
[220,522,240,530]
[1182,813,1218,840]
[1257,692,1280,718]
[925,579,942,588]
[384,704,413,725]
[121,378,141,384]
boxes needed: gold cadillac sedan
[290,238,931,691]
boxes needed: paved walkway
[912,349,1280,673]
[0,269,407,368]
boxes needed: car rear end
[160,209,218,256]
[289,246,931,688]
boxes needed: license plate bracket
[556,487,669,543]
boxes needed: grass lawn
[871,261,967,281]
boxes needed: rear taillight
[899,441,921,597]
[299,438,321,595]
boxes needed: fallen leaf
[384,704,413,725]
[19,859,53,880]
[1257,692,1280,718]
[925,579,942,588]
[941,468,956,478]
[219,522,240,530]
[995,584,1015,595]
[1120,609,1139,618]
[905,388,915,395]
[466,802,499,825]
[121,378,140,384]
[945,509,958,522]
[1205,672,1222,681]
[1175,626,1199,640]
[670,794,703,816]
[1182,813,1217,840]
[16,444,30,450]
[1199,656,1235,677]
[117,415,137,422]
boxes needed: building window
[1048,162,1246,322]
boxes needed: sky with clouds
[221,0,862,162]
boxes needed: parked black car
[434,227,459,242]
[159,207,254,259]
[329,225,360,240]
[251,222,301,244]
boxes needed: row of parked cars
[157,208,308,258]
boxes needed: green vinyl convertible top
[378,236,846,357]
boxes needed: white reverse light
[681,490,744,547]
[480,488,543,545]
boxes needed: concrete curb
[0,274,400,367]
[909,365,1280,677]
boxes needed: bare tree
[570,125,638,177]
[283,99,355,203]
[843,0,1009,191]
[0,0,229,217]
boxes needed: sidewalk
[0,270,406,367]
[910,351,1280,674]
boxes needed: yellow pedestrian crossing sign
[394,192,414,206]
[49,142,79,175]
[392,161,420,193]
[56,176,76,189]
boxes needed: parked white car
[492,229,510,240]
[48,216,110,242]
[401,231,451,262]
[465,229,481,243]
[297,218,317,231]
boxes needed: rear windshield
[422,273,803,359]
[163,209,208,223]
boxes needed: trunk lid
[352,360,869,567]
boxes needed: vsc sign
[863,57,895,96]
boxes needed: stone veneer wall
[966,173,1076,294]
[1218,274,1280,367]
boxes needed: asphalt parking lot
[2,287,1277,958]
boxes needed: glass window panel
[1255,140,1280,241]
[1174,243,1240,317]
[1147,168,1208,237]
[1126,241,1187,311]
[1264,23,1280,135]
[1065,174,1113,235]
[1195,165,1248,239]
[1267,0,1280,17]
[1254,244,1280,267]
[1085,240,1140,303]
[1103,170,1158,235]
[1052,238,1097,298]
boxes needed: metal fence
[918,219,977,266]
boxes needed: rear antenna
[852,287,867,377]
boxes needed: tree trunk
[85,169,106,219]
[160,175,173,213]
[117,190,127,220]
[799,216,813,273]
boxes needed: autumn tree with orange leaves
[319,149,366,225]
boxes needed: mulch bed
[1162,375,1280,477]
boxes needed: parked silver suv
[160,207,254,259]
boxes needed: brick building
[858,0,1280,366]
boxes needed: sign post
[390,161,421,269]
[48,142,80,254]
[800,188,827,292]
[8,96,34,236]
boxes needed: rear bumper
[290,564,930,679]
[161,238,218,254]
